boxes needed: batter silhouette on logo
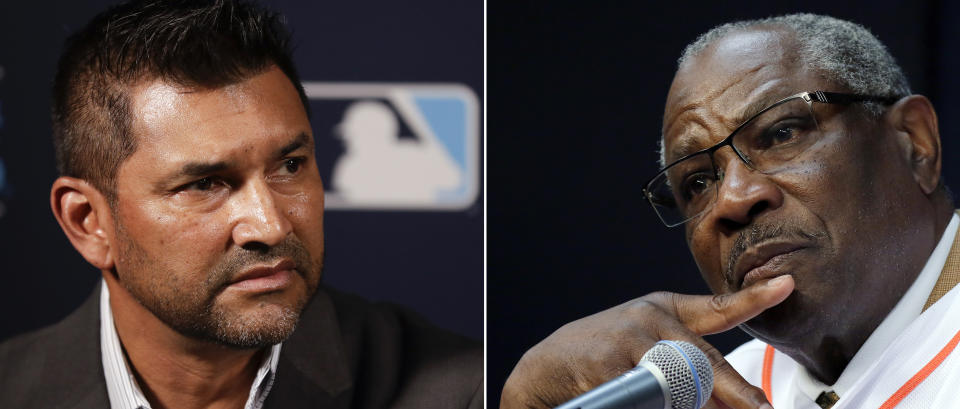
[332,100,461,204]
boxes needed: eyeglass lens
[647,96,820,226]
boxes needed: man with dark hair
[0,1,481,408]
[502,14,960,409]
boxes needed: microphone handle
[554,361,669,409]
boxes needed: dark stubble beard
[113,222,322,349]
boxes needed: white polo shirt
[726,214,960,409]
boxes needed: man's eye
[766,125,797,145]
[283,158,304,174]
[755,118,814,149]
[681,172,715,200]
[186,177,215,191]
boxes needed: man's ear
[886,95,941,195]
[50,177,117,270]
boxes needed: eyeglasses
[643,91,898,227]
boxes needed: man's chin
[205,302,303,349]
[739,293,815,344]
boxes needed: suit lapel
[264,288,354,408]
[26,285,355,408]
[31,284,110,409]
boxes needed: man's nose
[708,155,784,231]
[231,180,293,248]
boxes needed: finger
[704,397,734,409]
[655,325,771,409]
[710,359,772,409]
[655,275,794,335]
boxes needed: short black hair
[52,0,308,200]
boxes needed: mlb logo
[304,83,479,211]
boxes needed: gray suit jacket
[0,285,482,408]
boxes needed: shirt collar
[793,213,960,401]
[99,281,282,409]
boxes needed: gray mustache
[724,222,826,287]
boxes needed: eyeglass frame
[643,90,900,228]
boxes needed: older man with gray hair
[502,13,960,409]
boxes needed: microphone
[554,340,714,409]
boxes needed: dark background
[489,0,960,406]
[0,0,482,344]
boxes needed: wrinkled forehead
[119,68,313,179]
[660,27,808,164]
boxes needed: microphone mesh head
[641,340,714,409]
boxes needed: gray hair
[660,13,911,167]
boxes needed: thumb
[651,275,795,336]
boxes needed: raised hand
[500,275,794,409]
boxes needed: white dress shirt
[99,281,282,409]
